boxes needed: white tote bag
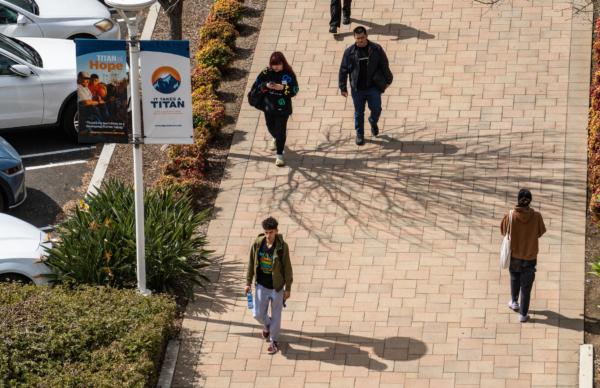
[500,210,513,269]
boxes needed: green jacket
[246,233,293,292]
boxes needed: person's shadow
[334,19,435,41]
[529,310,584,332]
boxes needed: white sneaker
[519,314,530,323]
[275,154,285,167]
[270,138,277,151]
[508,301,519,311]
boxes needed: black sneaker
[329,26,337,33]
[355,135,365,145]
[370,123,379,137]
[343,16,350,25]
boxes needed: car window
[0,5,18,24]
[4,0,37,15]
[0,53,16,76]
[0,35,40,67]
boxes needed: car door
[0,52,43,128]
[0,3,42,38]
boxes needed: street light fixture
[105,0,157,296]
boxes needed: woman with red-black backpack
[249,52,299,167]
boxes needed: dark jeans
[330,0,351,27]
[509,258,537,316]
[351,87,382,136]
[264,113,289,155]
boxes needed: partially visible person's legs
[351,89,368,142]
[342,0,351,24]
[518,261,537,318]
[509,268,521,307]
[253,284,271,330]
[268,288,285,343]
[329,0,341,30]
[366,87,382,136]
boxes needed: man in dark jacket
[339,26,393,145]
[245,217,293,354]
[329,0,351,33]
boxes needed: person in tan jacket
[500,188,546,322]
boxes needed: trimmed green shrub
[192,88,226,135]
[0,284,176,387]
[208,0,243,25]
[44,179,212,297]
[200,20,239,48]
[196,39,234,70]
[192,65,222,90]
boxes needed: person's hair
[77,72,88,83]
[353,26,367,36]
[262,216,278,231]
[517,188,532,207]
[269,51,295,77]
[90,74,99,80]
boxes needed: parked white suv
[0,33,78,139]
[0,0,120,40]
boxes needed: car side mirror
[16,14,28,25]
[9,64,33,77]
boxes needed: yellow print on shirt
[259,250,273,274]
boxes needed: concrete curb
[157,339,180,388]
[580,344,593,388]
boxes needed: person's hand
[245,285,251,294]
[284,290,290,301]
[341,90,348,97]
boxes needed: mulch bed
[102,0,267,326]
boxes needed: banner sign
[75,40,129,144]
[140,41,193,144]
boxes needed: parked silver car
[0,135,25,210]
[0,213,51,284]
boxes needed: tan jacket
[500,206,546,260]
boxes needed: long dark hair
[269,51,295,77]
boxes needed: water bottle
[247,292,253,309]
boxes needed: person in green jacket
[245,217,293,354]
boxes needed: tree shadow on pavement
[334,19,435,41]
[227,122,584,255]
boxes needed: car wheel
[68,34,97,40]
[61,98,78,142]
[0,273,32,284]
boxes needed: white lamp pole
[106,0,156,296]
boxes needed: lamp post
[105,0,156,296]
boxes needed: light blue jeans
[253,283,284,342]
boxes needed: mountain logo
[151,66,181,94]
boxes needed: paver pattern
[174,0,592,386]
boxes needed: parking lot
[2,10,150,230]
[3,129,101,229]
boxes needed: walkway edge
[86,3,161,197]
[579,344,593,388]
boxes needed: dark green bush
[0,284,176,387]
[44,179,212,297]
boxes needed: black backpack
[247,84,265,111]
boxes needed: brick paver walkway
[174,0,592,386]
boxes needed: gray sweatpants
[253,283,284,342]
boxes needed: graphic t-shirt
[357,46,369,90]
[256,239,275,289]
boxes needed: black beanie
[517,188,532,207]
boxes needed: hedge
[590,19,600,219]
[0,284,176,387]
[160,0,244,192]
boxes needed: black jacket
[251,67,299,116]
[339,41,393,93]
